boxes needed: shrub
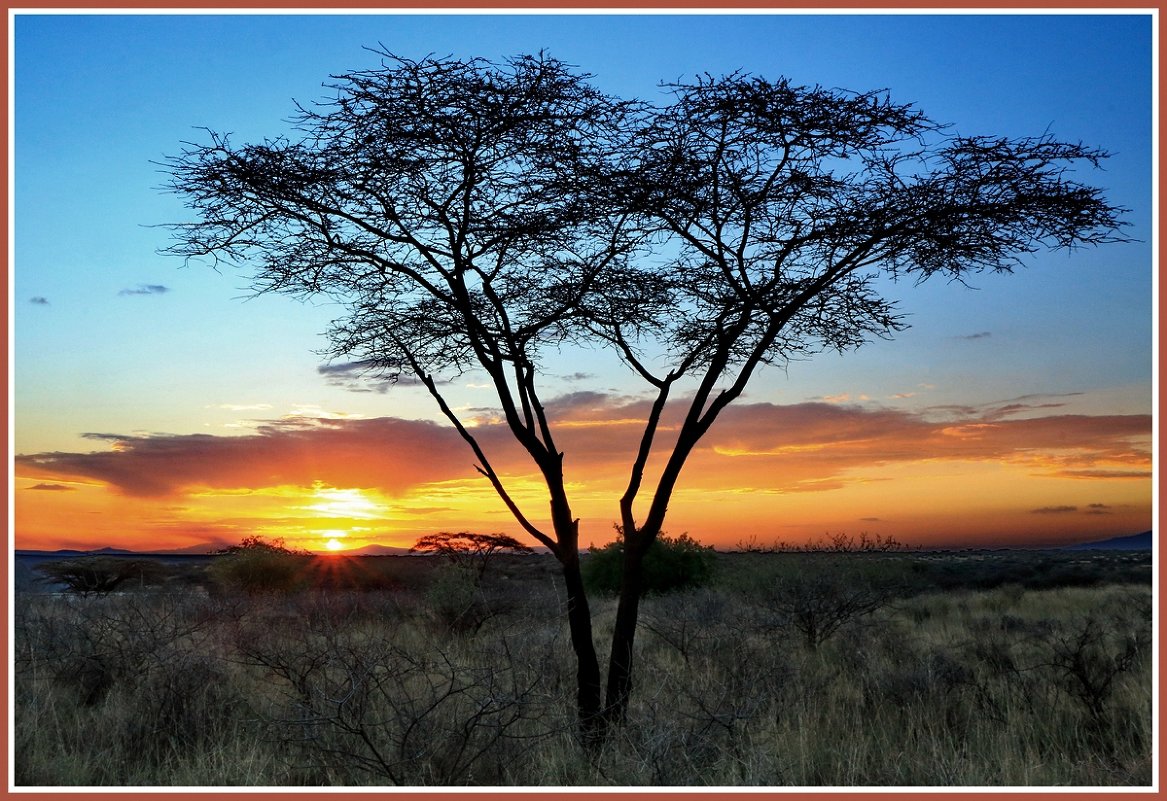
[209,536,309,595]
[750,559,898,650]
[583,531,716,596]
[35,557,170,595]
[1036,615,1150,727]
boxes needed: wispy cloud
[925,392,1085,422]
[26,483,76,491]
[318,360,418,392]
[1030,505,1078,515]
[1055,469,1152,480]
[955,331,992,341]
[29,296,49,306]
[118,284,170,297]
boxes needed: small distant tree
[410,531,534,580]
[35,557,169,595]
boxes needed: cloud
[318,360,422,392]
[26,483,76,491]
[317,360,380,377]
[29,297,49,305]
[956,331,992,341]
[17,417,485,498]
[1085,503,1113,515]
[118,284,170,297]
[1029,505,1078,515]
[1054,469,1152,480]
[15,393,1152,505]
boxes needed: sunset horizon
[12,13,1153,560]
[14,389,1153,554]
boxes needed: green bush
[208,537,309,595]
[583,531,716,596]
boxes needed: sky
[10,10,1156,553]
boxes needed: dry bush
[748,563,898,650]
[34,556,172,595]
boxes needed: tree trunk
[560,548,605,747]
[603,538,648,724]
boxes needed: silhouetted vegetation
[13,547,1151,786]
[35,556,171,595]
[410,531,534,579]
[583,531,717,596]
[737,531,912,553]
[208,536,312,595]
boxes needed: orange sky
[14,393,1152,552]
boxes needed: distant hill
[15,546,137,556]
[336,544,415,556]
[15,544,420,557]
[1062,531,1152,551]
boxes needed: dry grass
[12,550,1153,787]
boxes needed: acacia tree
[410,531,534,579]
[163,51,1127,740]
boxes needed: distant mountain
[335,544,415,556]
[1062,531,1152,551]
[14,547,137,556]
[162,543,224,555]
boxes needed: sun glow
[303,484,385,519]
[324,537,346,551]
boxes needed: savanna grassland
[13,547,1153,787]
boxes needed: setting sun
[324,538,346,552]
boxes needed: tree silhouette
[410,531,534,579]
[35,556,169,594]
[163,50,1128,741]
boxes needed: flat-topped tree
[163,51,1128,740]
[410,531,534,579]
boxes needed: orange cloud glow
[14,394,1152,552]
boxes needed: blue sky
[10,11,1156,549]
[14,12,1153,451]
